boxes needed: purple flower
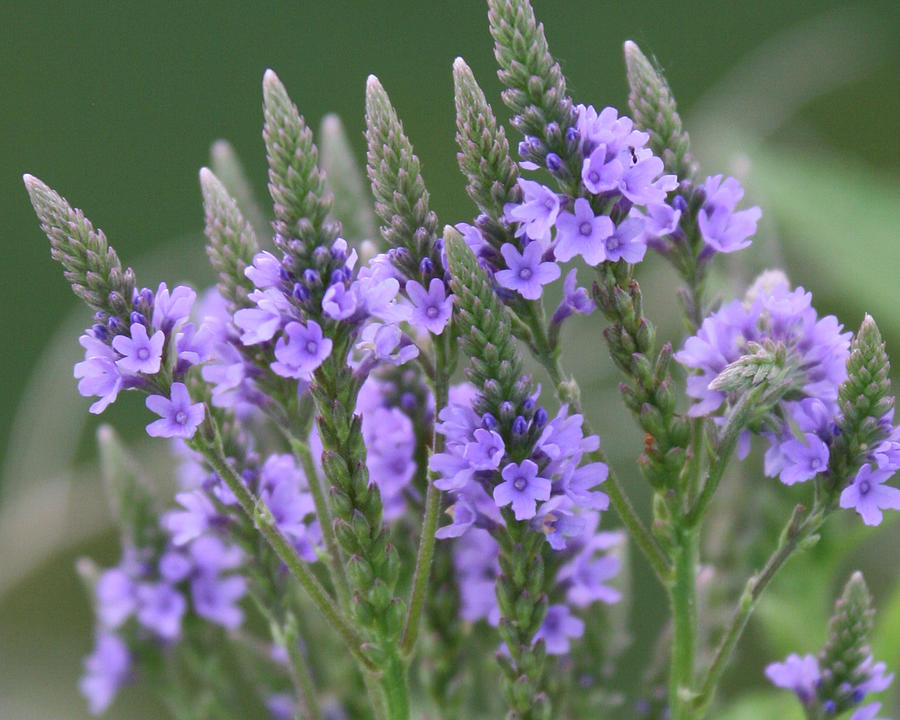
[272,320,332,379]
[75,333,123,414]
[435,496,478,539]
[559,525,622,607]
[245,250,283,289]
[495,242,560,300]
[493,459,551,520]
[112,322,165,375]
[604,218,647,264]
[266,694,298,720]
[79,633,131,715]
[553,198,615,265]
[765,653,820,705]
[95,569,137,628]
[533,604,585,655]
[406,278,453,335]
[697,175,761,253]
[191,573,246,629]
[582,144,623,195]
[463,428,506,471]
[503,178,561,247]
[778,434,829,485]
[356,322,419,366]
[158,551,192,583]
[552,269,595,326]
[152,283,196,334]
[322,282,358,320]
[642,202,681,238]
[234,289,288,345]
[840,463,900,526]
[162,490,218,545]
[145,382,205,439]
[136,582,186,640]
[849,704,888,720]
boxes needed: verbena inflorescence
[24,1,898,719]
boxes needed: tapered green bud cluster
[446,227,551,719]
[624,40,698,181]
[311,339,405,648]
[365,75,443,281]
[594,264,689,489]
[24,174,136,319]
[200,167,259,310]
[453,57,521,249]
[263,69,338,252]
[320,114,378,245]
[209,139,267,238]
[817,572,876,714]
[487,0,579,179]
[830,315,894,487]
[445,229,538,450]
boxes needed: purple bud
[565,126,580,145]
[500,401,515,421]
[281,253,295,270]
[107,315,127,334]
[292,283,309,302]
[393,247,410,261]
[481,412,498,430]
[522,397,535,412]
[545,153,562,172]
[303,269,320,287]
[330,245,347,262]
[288,239,304,255]
[129,311,146,327]
[545,121,560,138]
[823,700,836,713]
[512,416,528,435]
[279,266,293,282]
[400,392,417,413]
[419,257,434,276]
[94,311,107,323]
[518,140,531,158]
[673,194,688,212]
[329,268,345,285]
[273,232,288,249]
[534,407,548,427]
[241,468,256,485]
[313,246,330,264]
[91,323,110,341]
[850,688,864,703]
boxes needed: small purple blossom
[406,278,453,335]
[152,283,196,334]
[112,322,165,375]
[245,250,283,288]
[95,569,137,628]
[79,633,131,715]
[272,320,332,379]
[697,174,761,253]
[779,434,830,485]
[495,242,561,300]
[765,653,821,705]
[493,459,551,520]
[533,604,585,655]
[135,582,186,640]
[145,382,205,439]
[553,198,614,265]
[191,573,246,629]
[552,269,595,324]
[322,282,358,320]
[840,463,900,526]
[604,217,647,263]
[503,178,560,247]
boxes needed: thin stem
[289,435,352,608]
[283,615,323,720]
[684,387,764,527]
[668,526,699,720]
[192,418,377,674]
[690,504,824,718]
[400,337,449,657]
[528,319,672,584]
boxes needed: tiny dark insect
[630,147,638,164]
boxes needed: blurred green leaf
[717,691,803,720]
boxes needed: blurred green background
[2,1,899,718]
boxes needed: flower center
[543,197,555,210]
[579,221,592,236]
[588,171,599,184]
[425,305,440,319]
[305,340,318,355]
[174,410,188,425]
[518,267,533,280]
[137,347,150,360]
[859,479,871,495]
[513,476,527,491]
[607,235,620,250]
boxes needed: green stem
[529,319,672,585]
[690,504,824,718]
[192,418,377,674]
[289,435,352,608]
[400,338,449,657]
[379,651,410,720]
[668,526,699,720]
[684,386,764,527]
[283,614,323,720]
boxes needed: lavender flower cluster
[23,1,900,718]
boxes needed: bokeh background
[2,1,899,718]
